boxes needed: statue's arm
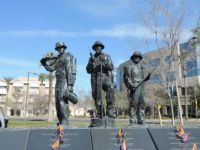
[124,67,135,89]
[86,57,93,74]
[40,58,56,72]
[45,64,56,72]
[65,56,74,87]
[103,55,114,71]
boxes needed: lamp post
[25,72,37,117]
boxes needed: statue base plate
[1,127,200,150]
[90,117,115,127]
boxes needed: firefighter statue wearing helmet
[40,42,78,126]
[86,41,116,127]
[123,51,151,126]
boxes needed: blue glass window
[169,86,177,96]
[164,55,176,63]
[196,55,200,76]
[167,71,176,81]
[181,59,198,77]
[149,58,160,67]
[180,42,194,53]
[149,74,161,83]
[164,55,171,63]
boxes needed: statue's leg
[129,88,140,125]
[96,73,102,118]
[91,76,96,101]
[91,78,100,118]
[59,100,69,125]
[56,82,69,126]
[129,104,137,125]
[55,84,61,123]
[138,89,146,125]
[91,76,100,118]
[102,76,115,118]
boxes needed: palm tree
[38,73,46,96]
[47,71,53,122]
[41,52,55,122]
[2,77,13,112]
[12,87,22,116]
[38,73,46,85]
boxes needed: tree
[115,90,129,117]
[194,83,200,109]
[12,87,22,116]
[40,52,55,122]
[38,73,46,85]
[188,21,200,118]
[190,21,200,47]
[75,91,95,117]
[38,73,47,96]
[133,0,187,125]
[145,88,159,117]
[31,95,49,116]
[2,77,13,112]
[82,94,95,110]
[47,71,53,121]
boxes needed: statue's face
[94,46,102,54]
[132,57,141,63]
[57,47,65,55]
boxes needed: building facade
[0,77,88,117]
[116,42,200,117]
[0,77,56,117]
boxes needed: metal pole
[25,72,30,117]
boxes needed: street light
[25,72,37,117]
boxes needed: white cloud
[0,30,77,38]
[82,24,154,39]
[0,24,191,40]
[0,24,152,39]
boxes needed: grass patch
[8,120,53,128]
[8,120,91,128]
[7,119,181,128]
[8,120,129,128]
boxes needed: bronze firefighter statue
[40,42,78,126]
[86,41,115,119]
[123,51,151,126]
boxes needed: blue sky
[0,0,199,92]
